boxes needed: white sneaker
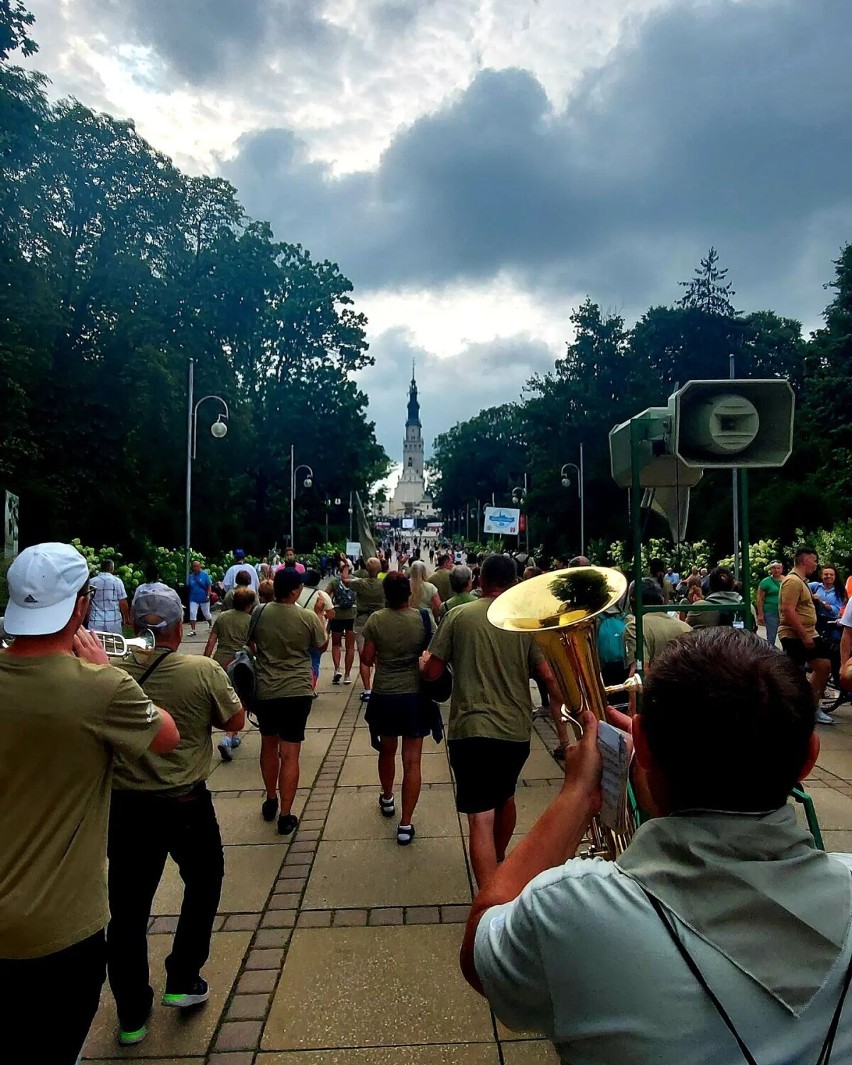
[815,709,835,725]
[343,675,352,684]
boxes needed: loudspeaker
[609,408,704,489]
[669,379,795,468]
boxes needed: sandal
[397,823,415,846]
[379,794,395,818]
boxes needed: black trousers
[106,785,224,1028]
[3,929,106,1064]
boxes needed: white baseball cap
[4,542,90,636]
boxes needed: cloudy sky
[30,0,852,473]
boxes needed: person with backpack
[203,586,257,760]
[327,559,357,684]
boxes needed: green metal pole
[740,468,752,630]
[630,417,644,675]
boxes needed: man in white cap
[0,542,180,1065]
[106,585,245,1048]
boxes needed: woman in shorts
[360,572,436,845]
[203,586,257,760]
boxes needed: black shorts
[781,636,833,666]
[254,696,313,742]
[448,737,531,814]
[328,618,354,634]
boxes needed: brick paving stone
[212,915,227,931]
[225,992,271,1020]
[288,841,316,853]
[269,892,301,909]
[282,851,312,866]
[368,907,404,926]
[208,1053,256,1065]
[297,910,333,928]
[406,906,441,924]
[236,968,278,994]
[244,948,286,969]
[149,916,178,934]
[214,1020,264,1052]
[296,830,321,842]
[254,928,291,949]
[299,819,325,831]
[441,904,470,924]
[223,913,261,932]
[276,867,309,882]
[260,910,297,929]
[333,909,368,926]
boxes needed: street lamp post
[348,491,354,541]
[560,442,585,557]
[289,443,313,554]
[325,497,342,542]
[185,358,229,578]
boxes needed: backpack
[226,605,267,705]
[597,612,627,664]
[333,579,356,611]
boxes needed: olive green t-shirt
[327,576,356,620]
[253,602,327,698]
[431,568,453,603]
[778,573,817,640]
[439,591,477,620]
[362,607,434,694]
[351,576,386,619]
[0,653,162,959]
[116,650,241,796]
[212,608,252,666]
[624,612,691,668]
[427,597,544,742]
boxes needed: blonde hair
[409,560,428,609]
[258,579,274,603]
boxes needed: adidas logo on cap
[24,594,38,603]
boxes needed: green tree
[0,0,36,61]
[677,246,738,315]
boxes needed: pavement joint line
[214,677,364,1050]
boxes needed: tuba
[488,566,639,859]
[91,629,156,658]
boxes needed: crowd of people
[4,538,852,1063]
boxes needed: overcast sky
[31,0,852,471]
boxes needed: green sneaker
[118,1024,148,1046]
[162,977,209,1008]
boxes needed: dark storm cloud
[226,0,852,322]
[97,0,339,85]
[360,328,556,460]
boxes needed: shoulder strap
[138,648,175,687]
[419,608,432,649]
[247,603,267,645]
[305,589,319,608]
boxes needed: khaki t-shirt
[0,653,161,959]
[431,568,453,603]
[439,592,477,620]
[253,602,327,699]
[362,607,434,694]
[624,613,692,668]
[351,576,386,619]
[116,650,241,796]
[778,573,818,641]
[211,608,252,666]
[327,576,356,620]
[428,597,544,742]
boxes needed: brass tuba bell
[488,566,638,858]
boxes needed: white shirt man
[223,553,259,592]
[87,561,129,634]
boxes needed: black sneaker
[379,794,395,818]
[397,823,415,846]
[278,813,298,835]
[261,797,279,822]
[162,977,209,1009]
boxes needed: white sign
[483,506,520,536]
[4,490,19,559]
[401,518,415,529]
[345,541,361,559]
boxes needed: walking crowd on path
[4,537,852,1063]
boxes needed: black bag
[227,604,267,705]
[418,608,453,703]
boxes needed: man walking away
[1,544,178,1065]
[423,554,566,887]
[779,546,834,724]
[107,588,244,1047]
[223,548,259,591]
[431,553,454,603]
[87,557,130,634]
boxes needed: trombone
[91,629,156,657]
[488,565,639,860]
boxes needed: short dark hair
[235,569,252,587]
[649,557,665,576]
[304,568,321,588]
[436,553,451,568]
[274,567,303,600]
[480,553,518,592]
[100,558,114,572]
[233,587,257,611]
[630,577,663,606]
[642,628,815,811]
[794,545,817,564]
[708,566,734,593]
[383,571,411,609]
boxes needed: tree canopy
[0,13,388,556]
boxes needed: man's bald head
[366,557,381,577]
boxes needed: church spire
[406,363,421,427]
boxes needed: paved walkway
[82,634,852,1064]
